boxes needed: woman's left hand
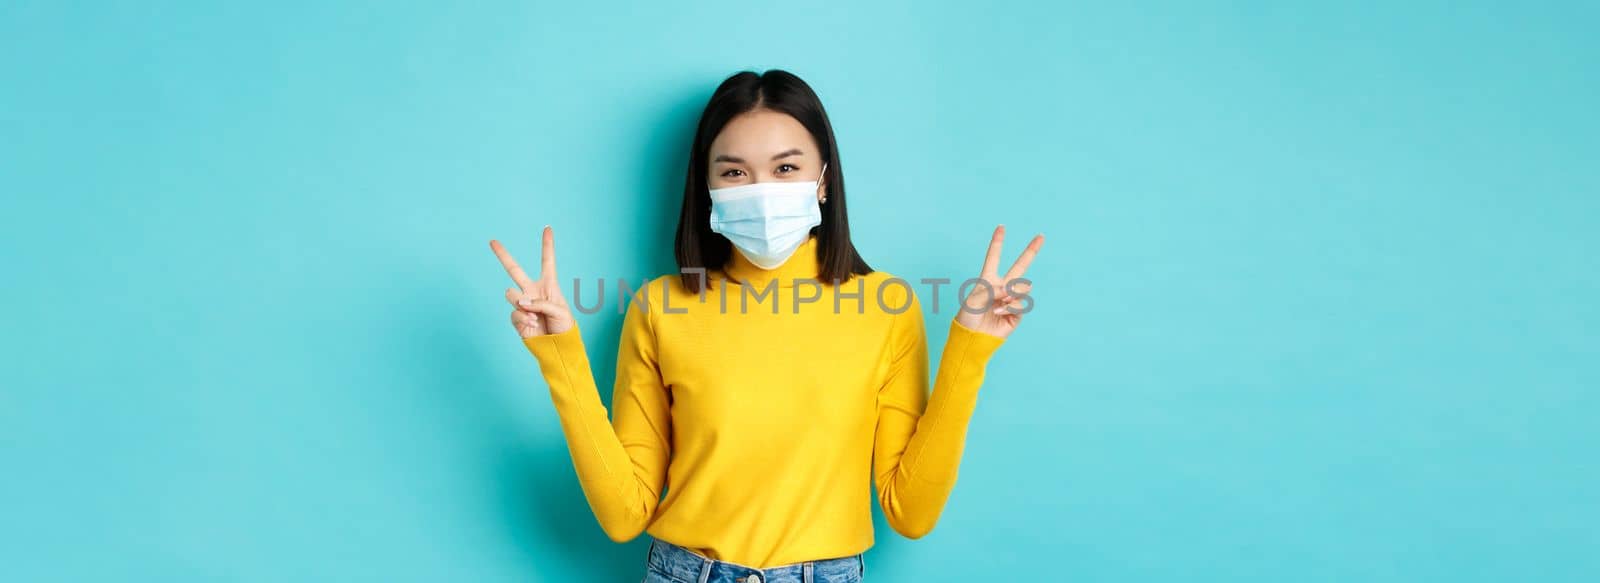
[955,225,1043,339]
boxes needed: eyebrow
[712,148,806,164]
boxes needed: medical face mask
[707,167,825,270]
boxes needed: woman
[489,69,1042,583]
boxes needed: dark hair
[674,69,872,293]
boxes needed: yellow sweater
[523,235,1004,568]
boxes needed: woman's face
[707,108,827,202]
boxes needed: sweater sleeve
[522,293,671,543]
[872,293,1006,539]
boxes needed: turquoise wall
[3,1,1595,581]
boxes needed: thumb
[518,298,567,320]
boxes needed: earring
[820,196,828,204]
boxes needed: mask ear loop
[818,162,829,204]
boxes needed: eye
[720,169,746,178]
[776,164,798,174]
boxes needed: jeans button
[744,575,760,583]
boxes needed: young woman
[489,69,1042,583]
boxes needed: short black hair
[674,69,872,294]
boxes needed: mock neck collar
[720,234,821,288]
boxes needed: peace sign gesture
[490,226,575,338]
[955,225,1044,339]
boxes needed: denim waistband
[646,537,865,583]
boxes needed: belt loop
[803,560,814,583]
[697,556,712,583]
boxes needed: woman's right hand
[490,226,575,338]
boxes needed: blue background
[3,1,1596,581]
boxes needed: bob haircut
[674,69,872,294]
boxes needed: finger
[1003,234,1044,281]
[513,312,542,336]
[981,225,1005,277]
[962,281,997,309]
[510,309,535,327]
[995,280,1033,301]
[490,239,537,291]
[506,287,546,308]
[520,298,566,320]
[540,226,558,284]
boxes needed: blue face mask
[708,165,825,269]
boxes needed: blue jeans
[642,537,866,583]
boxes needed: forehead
[709,109,818,156]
